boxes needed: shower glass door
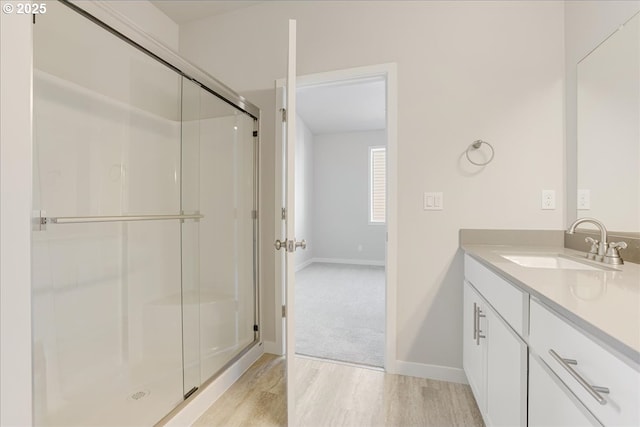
[32,2,259,426]
[181,80,258,394]
[33,2,183,425]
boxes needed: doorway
[294,76,387,367]
[274,63,398,372]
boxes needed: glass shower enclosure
[31,2,259,425]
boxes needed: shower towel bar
[40,213,204,225]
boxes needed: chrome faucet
[566,217,627,265]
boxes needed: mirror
[577,13,640,233]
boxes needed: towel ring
[465,140,494,166]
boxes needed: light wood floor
[193,354,484,427]
[193,354,286,427]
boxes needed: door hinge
[252,210,258,219]
[281,108,287,123]
[282,305,286,318]
[281,207,287,220]
[253,324,259,332]
[253,130,258,137]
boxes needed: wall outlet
[541,190,556,210]
[424,192,443,210]
[577,189,591,210]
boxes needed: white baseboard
[263,340,283,356]
[295,258,314,272]
[164,342,264,427]
[311,257,385,267]
[395,360,468,384]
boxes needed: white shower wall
[32,68,185,425]
[32,78,257,427]
[31,2,258,425]
[195,114,256,380]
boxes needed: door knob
[274,239,306,251]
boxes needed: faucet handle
[608,241,627,250]
[584,237,599,259]
[604,241,627,265]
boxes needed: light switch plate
[424,192,443,210]
[577,189,590,210]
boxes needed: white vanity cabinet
[529,299,640,427]
[463,255,528,427]
[463,250,640,427]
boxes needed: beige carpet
[295,263,385,367]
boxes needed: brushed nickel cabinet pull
[473,302,478,341]
[549,349,609,405]
[475,305,486,346]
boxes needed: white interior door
[285,18,296,426]
[284,19,299,425]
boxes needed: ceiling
[297,77,386,135]
[152,1,385,134]
[152,1,263,24]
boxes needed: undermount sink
[501,254,605,271]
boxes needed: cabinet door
[463,281,486,413]
[485,307,527,426]
[529,354,601,427]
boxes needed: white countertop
[463,244,640,364]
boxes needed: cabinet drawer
[529,352,601,427]
[464,254,527,337]
[529,299,640,426]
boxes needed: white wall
[0,4,33,426]
[295,115,315,268]
[564,1,640,227]
[179,0,565,372]
[313,130,386,263]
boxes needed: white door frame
[274,63,398,373]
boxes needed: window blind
[370,147,386,223]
